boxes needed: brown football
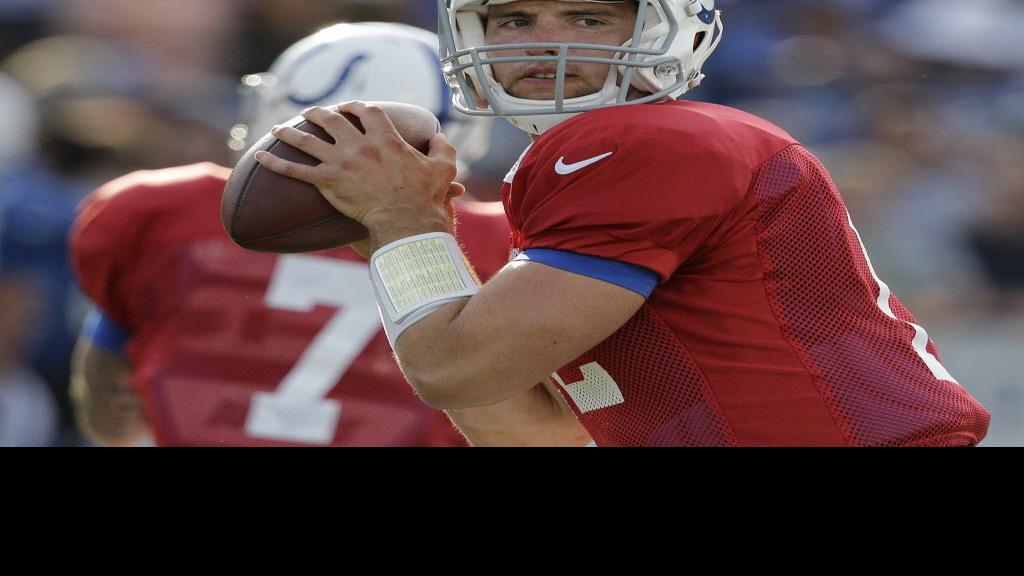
[222,101,440,253]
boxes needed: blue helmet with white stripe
[231,22,491,177]
[439,0,723,135]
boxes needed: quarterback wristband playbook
[369,232,480,347]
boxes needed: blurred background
[0,0,1020,446]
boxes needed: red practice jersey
[70,163,510,446]
[503,100,991,447]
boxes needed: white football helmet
[439,0,723,134]
[231,22,491,176]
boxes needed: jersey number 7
[245,255,381,444]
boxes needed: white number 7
[245,255,381,444]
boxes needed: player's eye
[574,17,607,28]
[498,18,532,29]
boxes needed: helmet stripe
[286,52,370,106]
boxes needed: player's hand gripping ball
[222,101,440,253]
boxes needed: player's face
[484,0,638,101]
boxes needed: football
[221,101,440,253]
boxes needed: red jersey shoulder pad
[75,162,230,238]
[88,162,230,205]
[530,100,798,175]
[69,163,230,328]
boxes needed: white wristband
[369,232,480,347]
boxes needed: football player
[69,22,589,446]
[255,1,991,446]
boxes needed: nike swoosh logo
[555,152,614,175]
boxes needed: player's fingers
[271,126,336,161]
[427,132,456,162]
[427,133,458,181]
[255,151,323,185]
[302,106,362,141]
[447,182,466,200]
[339,101,399,138]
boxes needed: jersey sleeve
[68,175,155,332]
[514,248,659,297]
[80,308,130,353]
[515,131,752,283]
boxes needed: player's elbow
[416,388,469,411]
[75,406,146,447]
[75,406,148,446]
[402,363,488,410]
[82,424,146,447]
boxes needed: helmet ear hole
[693,31,706,50]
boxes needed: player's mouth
[511,68,585,100]
[516,66,576,86]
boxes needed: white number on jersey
[551,362,625,414]
[245,255,380,444]
[846,213,958,384]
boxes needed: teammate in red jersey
[68,22,588,447]
[256,0,991,446]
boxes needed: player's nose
[525,45,560,56]
[520,18,566,49]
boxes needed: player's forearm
[393,294,549,411]
[392,299,499,409]
[444,382,593,447]
[391,261,636,411]
[70,340,149,446]
[374,227,641,412]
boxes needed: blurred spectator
[2,96,60,445]
[4,35,234,180]
[236,0,431,74]
[968,135,1024,309]
[0,0,53,55]
[0,72,37,167]
[0,269,59,447]
[878,0,1024,71]
[49,0,241,133]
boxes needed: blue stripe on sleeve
[515,249,659,298]
[82,309,130,354]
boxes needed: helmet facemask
[439,0,723,134]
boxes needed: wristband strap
[369,232,480,347]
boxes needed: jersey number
[551,362,625,414]
[847,213,957,383]
[245,255,380,444]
